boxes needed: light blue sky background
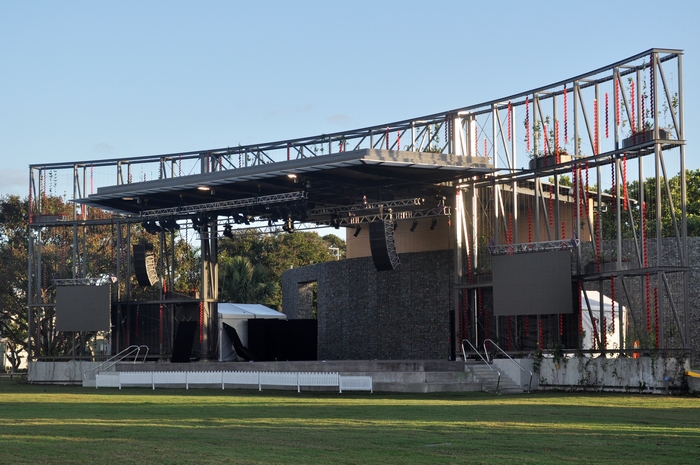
[1,0,697,202]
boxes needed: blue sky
[1,0,697,199]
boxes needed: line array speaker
[369,220,400,271]
[133,244,159,286]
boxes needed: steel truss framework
[26,48,687,362]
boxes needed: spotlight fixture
[282,217,295,233]
[430,218,438,230]
[353,225,362,237]
[223,223,233,239]
[159,217,180,233]
[141,220,161,235]
[410,220,418,232]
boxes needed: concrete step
[465,362,525,394]
[374,381,483,393]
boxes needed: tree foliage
[217,230,343,309]
[599,169,700,240]
[219,256,277,304]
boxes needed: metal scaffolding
[26,48,687,361]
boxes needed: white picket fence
[95,370,372,393]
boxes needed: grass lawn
[0,379,698,464]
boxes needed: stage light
[141,220,161,235]
[159,217,180,233]
[430,218,438,230]
[283,217,295,233]
[330,214,340,229]
[223,223,233,239]
[410,220,418,232]
[353,226,362,237]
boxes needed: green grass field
[1,379,698,464]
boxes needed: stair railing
[83,345,149,381]
[483,339,533,392]
[462,339,500,393]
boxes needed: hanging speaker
[133,244,159,286]
[369,220,400,271]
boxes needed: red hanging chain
[611,277,616,334]
[595,210,601,273]
[159,304,163,346]
[650,52,655,119]
[525,97,531,151]
[578,280,583,335]
[611,158,616,212]
[630,81,636,133]
[199,301,204,344]
[643,201,651,334]
[549,184,554,228]
[559,314,564,337]
[594,98,599,155]
[555,120,560,163]
[654,287,660,349]
[616,79,621,128]
[507,317,513,351]
[605,92,610,139]
[564,86,568,144]
[622,155,628,211]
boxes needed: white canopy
[217,303,286,361]
[580,290,627,354]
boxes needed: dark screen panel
[56,285,111,331]
[492,250,573,316]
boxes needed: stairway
[465,360,525,394]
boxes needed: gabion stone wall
[282,241,699,365]
[282,250,453,360]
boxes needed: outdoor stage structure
[26,49,691,364]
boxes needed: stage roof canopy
[77,149,492,223]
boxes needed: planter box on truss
[621,128,669,148]
[584,261,630,275]
[529,154,572,170]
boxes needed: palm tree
[218,255,277,304]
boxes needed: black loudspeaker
[369,221,399,271]
[171,321,197,363]
[133,244,159,286]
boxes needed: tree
[219,256,277,304]
[599,169,700,241]
[0,196,29,371]
[217,229,343,309]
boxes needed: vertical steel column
[552,94,560,239]
[452,188,463,360]
[677,52,689,349]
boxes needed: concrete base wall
[28,361,106,384]
[536,356,690,392]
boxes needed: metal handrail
[483,339,533,393]
[462,339,500,393]
[83,345,149,381]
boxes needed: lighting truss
[53,278,107,286]
[307,197,425,217]
[140,191,308,217]
[487,238,580,255]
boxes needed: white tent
[218,303,287,361]
[580,290,627,354]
